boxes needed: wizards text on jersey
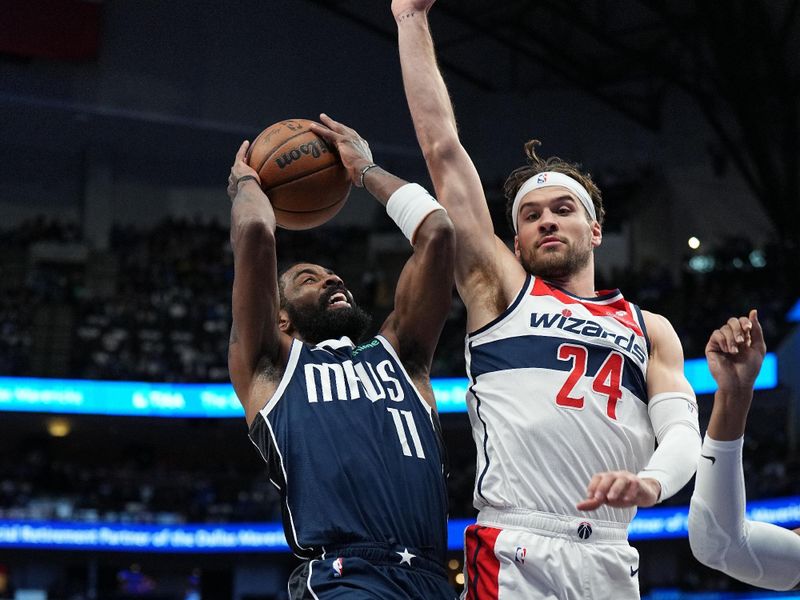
[529,312,647,364]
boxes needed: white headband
[511,171,597,233]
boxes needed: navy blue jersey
[248,335,449,562]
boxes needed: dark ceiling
[0,0,797,245]
[309,0,799,246]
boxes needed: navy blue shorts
[287,544,457,600]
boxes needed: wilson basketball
[246,119,351,230]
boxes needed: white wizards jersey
[464,275,653,525]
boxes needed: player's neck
[546,266,596,298]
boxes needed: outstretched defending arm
[392,0,524,321]
[311,114,455,410]
[227,141,290,425]
[689,311,800,591]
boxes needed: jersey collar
[315,336,355,351]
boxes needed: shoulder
[641,310,685,363]
[641,310,678,342]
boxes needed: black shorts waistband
[319,543,446,578]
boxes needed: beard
[519,237,593,280]
[285,289,372,346]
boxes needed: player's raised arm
[227,141,289,424]
[311,115,455,409]
[577,312,701,512]
[392,0,522,309]
[379,192,453,408]
[688,311,800,591]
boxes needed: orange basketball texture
[246,119,351,230]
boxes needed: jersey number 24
[556,343,623,419]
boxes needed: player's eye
[303,277,315,284]
[525,211,539,221]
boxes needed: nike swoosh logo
[630,566,639,577]
[701,454,717,465]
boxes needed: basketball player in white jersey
[392,1,702,597]
[689,310,800,590]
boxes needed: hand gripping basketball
[307,114,375,188]
[227,140,261,201]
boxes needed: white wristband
[386,183,446,244]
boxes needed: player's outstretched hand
[308,114,374,187]
[227,140,262,201]
[577,471,661,511]
[705,309,766,394]
[392,0,437,19]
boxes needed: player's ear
[590,221,602,248]
[278,309,291,333]
[514,235,521,259]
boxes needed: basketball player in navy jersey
[392,1,701,597]
[689,310,800,590]
[227,113,458,599]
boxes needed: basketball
[246,119,351,230]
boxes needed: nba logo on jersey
[332,557,344,578]
[577,522,593,540]
[515,546,527,564]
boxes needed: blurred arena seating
[2,215,796,383]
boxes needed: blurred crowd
[0,432,281,525]
[2,215,796,382]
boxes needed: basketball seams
[267,164,349,213]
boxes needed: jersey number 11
[387,407,427,459]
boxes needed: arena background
[0,0,798,598]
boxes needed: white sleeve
[688,435,800,591]
[636,392,701,502]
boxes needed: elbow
[688,537,722,571]
[415,211,455,260]
[417,210,455,244]
[688,498,727,570]
[420,138,463,167]
[232,218,276,254]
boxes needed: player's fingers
[606,476,632,502]
[737,316,753,347]
[705,329,725,355]
[749,309,766,352]
[236,140,250,163]
[591,473,616,500]
[319,113,348,133]
[719,324,739,354]
[308,122,340,145]
[584,473,603,497]
[321,112,361,139]
[576,497,602,512]
[727,317,746,344]
[623,478,640,503]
